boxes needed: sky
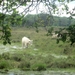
[56,1,75,17]
[17,1,75,17]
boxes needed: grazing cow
[22,37,33,48]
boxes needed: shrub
[32,63,46,71]
[2,52,10,60]
[37,64,46,71]
[63,46,71,54]
[49,58,75,68]
[12,54,22,61]
[0,55,2,59]
[18,61,30,71]
[0,60,11,69]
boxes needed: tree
[0,0,25,44]
[0,0,75,45]
[56,24,75,45]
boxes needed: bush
[0,60,11,69]
[12,54,22,61]
[32,63,46,71]
[2,52,10,60]
[18,61,30,71]
[63,46,71,54]
[0,55,2,59]
[49,57,75,68]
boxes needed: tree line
[6,13,74,27]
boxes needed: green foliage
[10,13,23,26]
[58,0,71,2]
[61,33,67,42]
[52,56,75,69]
[0,10,23,45]
[0,60,11,69]
[47,27,54,36]
[11,54,22,61]
[55,28,67,43]
[56,25,75,45]
[0,0,23,45]
[32,63,46,71]
[1,24,11,45]
[2,52,10,60]
[0,13,11,45]
[67,25,75,45]
[18,61,30,71]
[63,46,71,54]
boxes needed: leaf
[58,0,60,2]
[67,0,69,3]
[58,0,65,2]
[61,0,65,2]
[61,33,67,42]
[57,39,60,44]
[3,41,7,45]
[72,14,75,16]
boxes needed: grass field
[0,27,75,72]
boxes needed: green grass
[0,27,75,72]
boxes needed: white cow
[22,37,33,48]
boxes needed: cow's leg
[22,42,25,48]
[25,43,27,48]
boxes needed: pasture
[0,27,75,73]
